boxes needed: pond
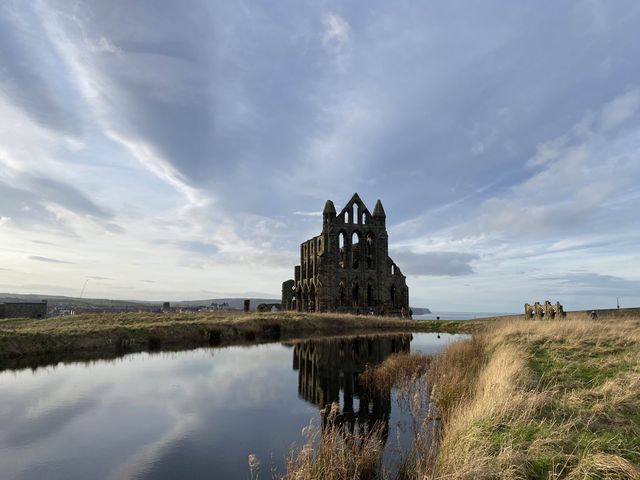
[0,332,465,479]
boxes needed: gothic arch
[309,283,317,312]
[351,231,361,269]
[365,232,375,269]
[352,282,360,307]
[338,282,346,306]
[338,230,347,269]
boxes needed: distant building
[0,300,48,319]
[282,193,409,315]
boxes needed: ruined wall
[524,300,565,320]
[281,280,295,310]
[1,301,48,319]
[284,193,410,316]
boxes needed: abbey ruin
[524,301,566,320]
[282,193,410,315]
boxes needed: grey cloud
[31,240,60,246]
[25,176,111,219]
[0,3,84,134]
[153,239,219,257]
[28,256,76,264]
[87,275,111,280]
[105,223,125,234]
[391,251,478,276]
[0,174,111,233]
[6,1,639,224]
[535,272,640,297]
[177,241,219,256]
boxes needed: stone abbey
[282,193,409,315]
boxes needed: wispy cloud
[28,256,76,265]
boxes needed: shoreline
[0,311,487,369]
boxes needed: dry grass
[425,317,640,479]
[280,403,385,480]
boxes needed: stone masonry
[282,193,410,315]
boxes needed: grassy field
[0,311,485,364]
[283,315,640,479]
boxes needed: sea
[413,311,516,320]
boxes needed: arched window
[352,204,357,224]
[361,211,367,224]
[345,211,350,224]
[365,232,374,269]
[303,287,309,312]
[351,231,360,269]
[309,284,316,312]
[339,282,346,306]
[338,232,346,269]
[391,264,396,275]
[367,284,373,307]
[352,282,359,306]
[390,285,396,306]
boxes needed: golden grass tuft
[566,453,640,480]
[281,403,385,480]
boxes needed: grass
[280,403,385,480]
[280,317,640,479]
[0,311,485,365]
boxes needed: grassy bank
[283,317,640,479]
[0,311,483,365]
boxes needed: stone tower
[282,193,410,316]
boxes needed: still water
[0,333,464,479]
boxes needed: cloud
[28,256,76,265]
[25,176,111,219]
[391,251,478,276]
[322,13,351,51]
[293,211,322,217]
[105,223,125,234]
[0,2,639,309]
[600,87,640,131]
[535,272,640,296]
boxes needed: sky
[1,0,639,312]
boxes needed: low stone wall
[1,301,48,319]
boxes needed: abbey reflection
[291,334,411,437]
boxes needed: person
[590,310,598,320]
[409,308,413,319]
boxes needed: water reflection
[292,334,411,439]
[0,333,460,479]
